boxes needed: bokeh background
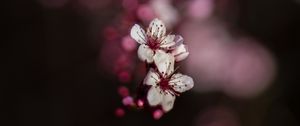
[2,0,300,126]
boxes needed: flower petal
[161,92,176,112]
[137,44,154,63]
[171,44,189,61]
[153,50,175,77]
[160,35,184,49]
[147,86,163,106]
[159,35,175,49]
[147,18,166,39]
[130,24,147,44]
[144,68,160,86]
[169,73,194,93]
[173,35,184,47]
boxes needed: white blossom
[143,54,194,112]
[130,18,189,64]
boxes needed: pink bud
[153,109,163,120]
[122,96,134,106]
[137,99,144,107]
[118,86,129,97]
[115,108,125,117]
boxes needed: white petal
[171,44,189,61]
[130,24,147,44]
[137,44,154,63]
[159,35,175,49]
[147,18,166,39]
[147,86,163,106]
[169,73,194,93]
[173,35,184,47]
[144,68,160,86]
[160,35,184,49]
[153,50,175,77]
[161,92,176,112]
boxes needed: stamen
[137,30,146,42]
[150,75,159,82]
[169,80,181,84]
[159,32,172,45]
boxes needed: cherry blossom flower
[143,53,194,112]
[130,18,189,63]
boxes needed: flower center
[159,78,171,91]
[148,37,160,50]
[158,77,180,96]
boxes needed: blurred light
[113,54,132,73]
[122,0,139,11]
[103,26,119,42]
[118,70,131,83]
[150,0,179,28]
[137,99,144,108]
[118,86,130,97]
[137,4,155,22]
[194,107,240,126]
[187,0,214,20]
[119,14,136,32]
[180,19,276,98]
[115,108,125,117]
[99,40,123,73]
[153,109,164,120]
[121,35,137,52]
[223,38,276,98]
[122,96,134,106]
[181,22,231,92]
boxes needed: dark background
[2,0,300,126]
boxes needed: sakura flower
[130,18,189,63]
[143,53,194,112]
